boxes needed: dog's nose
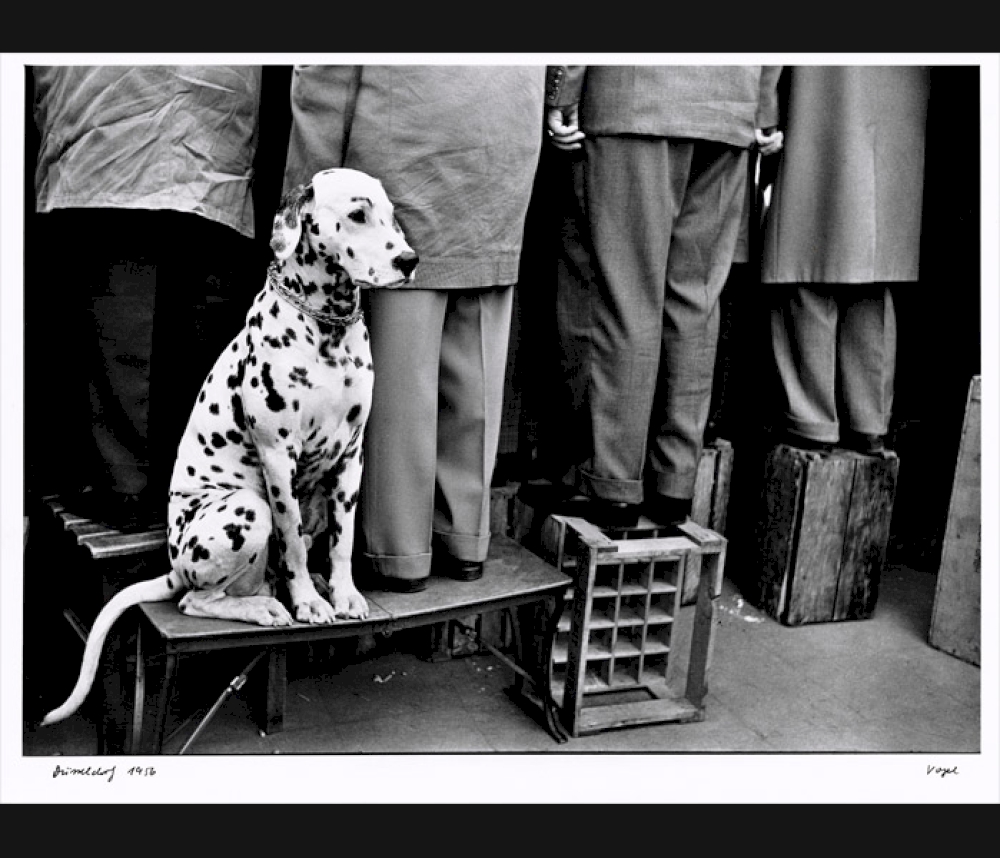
[392,251,419,278]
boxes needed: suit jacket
[546,65,782,148]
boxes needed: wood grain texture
[785,453,854,625]
[757,445,806,617]
[837,452,899,621]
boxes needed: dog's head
[271,168,418,289]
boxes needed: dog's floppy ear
[270,183,315,261]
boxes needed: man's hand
[755,127,784,156]
[546,104,585,151]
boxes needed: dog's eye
[348,210,367,224]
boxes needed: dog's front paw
[292,594,338,625]
[248,597,295,626]
[330,582,369,620]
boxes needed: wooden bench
[33,496,572,753]
[130,535,570,753]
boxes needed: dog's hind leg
[174,490,293,626]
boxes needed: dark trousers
[770,284,898,442]
[556,136,748,504]
[26,209,259,513]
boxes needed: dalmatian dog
[42,168,418,726]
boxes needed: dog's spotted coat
[42,169,418,725]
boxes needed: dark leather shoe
[516,479,576,510]
[378,576,428,594]
[840,431,887,455]
[643,495,692,526]
[555,494,641,529]
[780,431,833,454]
[434,556,484,582]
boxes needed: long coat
[283,65,545,291]
[33,65,262,239]
[761,66,930,284]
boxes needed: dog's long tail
[40,574,178,726]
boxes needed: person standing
[282,65,544,591]
[543,65,783,527]
[30,65,263,530]
[760,66,930,454]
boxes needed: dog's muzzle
[392,251,419,279]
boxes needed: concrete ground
[23,561,979,757]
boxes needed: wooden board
[784,454,854,625]
[929,375,981,665]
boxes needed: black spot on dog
[226,430,244,445]
[231,394,246,430]
[227,359,246,389]
[261,363,287,412]
[211,432,227,448]
[224,522,246,552]
[192,543,211,563]
[187,466,196,476]
[347,403,362,423]
[209,402,220,415]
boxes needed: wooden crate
[513,439,734,605]
[755,444,900,626]
[544,516,726,737]
[929,375,981,665]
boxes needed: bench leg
[127,622,145,754]
[153,653,180,754]
[259,646,287,736]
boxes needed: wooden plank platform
[132,534,572,752]
[40,496,168,561]
[141,535,569,651]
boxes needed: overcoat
[33,65,262,239]
[283,65,545,291]
[761,66,930,284]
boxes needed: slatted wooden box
[929,375,981,665]
[754,444,900,626]
[513,438,734,606]
[542,517,726,737]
